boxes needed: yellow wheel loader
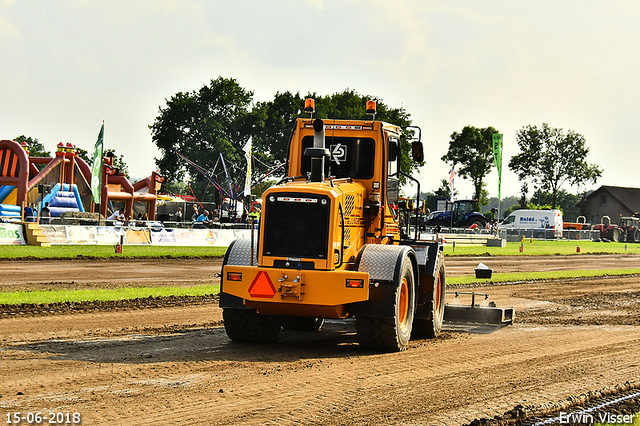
[220,99,511,352]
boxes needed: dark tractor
[620,216,640,243]
[426,199,486,229]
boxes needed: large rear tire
[633,229,640,243]
[608,227,621,242]
[412,251,446,339]
[356,256,415,352]
[466,219,485,230]
[431,220,451,227]
[223,308,281,343]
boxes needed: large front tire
[356,256,416,352]
[223,308,281,343]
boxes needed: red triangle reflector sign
[248,271,277,298]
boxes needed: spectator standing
[40,202,51,224]
[24,204,33,222]
[191,204,199,222]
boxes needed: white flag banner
[243,137,252,197]
[448,164,455,193]
[90,123,104,204]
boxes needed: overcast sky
[1,0,638,200]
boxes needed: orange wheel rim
[399,277,409,325]
[434,273,442,314]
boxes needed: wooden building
[579,185,640,225]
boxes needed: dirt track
[1,255,639,425]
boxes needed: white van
[498,209,563,237]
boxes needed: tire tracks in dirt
[2,259,640,425]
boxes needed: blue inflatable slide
[41,183,84,217]
[0,185,20,218]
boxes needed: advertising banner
[65,225,97,244]
[95,226,125,245]
[40,225,69,244]
[35,225,255,247]
[0,223,25,245]
[125,229,151,244]
[149,228,178,244]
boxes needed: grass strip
[1,240,640,259]
[443,240,640,256]
[0,284,220,305]
[3,269,640,305]
[447,268,640,286]
[4,240,637,258]
[0,245,227,259]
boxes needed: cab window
[301,136,375,179]
[387,136,399,207]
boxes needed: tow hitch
[444,291,515,325]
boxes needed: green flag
[90,123,104,204]
[492,133,503,199]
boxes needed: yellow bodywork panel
[223,265,370,310]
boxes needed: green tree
[508,123,602,209]
[441,125,498,205]
[519,182,529,209]
[251,91,303,182]
[434,178,458,201]
[77,147,129,178]
[14,135,50,157]
[74,146,90,163]
[251,178,277,198]
[530,188,581,221]
[162,181,188,196]
[150,77,254,203]
[501,204,519,218]
[152,83,419,201]
[481,195,519,220]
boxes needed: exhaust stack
[306,118,329,183]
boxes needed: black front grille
[262,193,330,259]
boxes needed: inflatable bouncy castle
[0,139,161,222]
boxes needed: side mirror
[388,139,398,162]
[411,141,424,163]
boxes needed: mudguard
[219,238,257,309]
[349,244,417,318]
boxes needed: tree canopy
[15,135,50,158]
[150,77,254,203]
[508,123,602,208]
[441,125,498,206]
[75,147,129,178]
[251,90,304,181]
[151,80,418,202]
